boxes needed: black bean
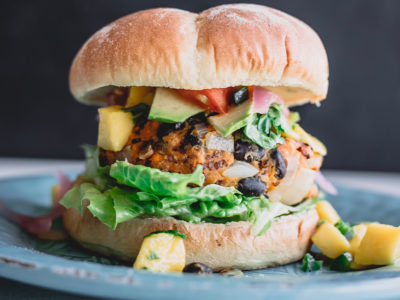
[181,128,201,148]
[269,148,286,179]
[131,138,141,144]
[237,176,266,196]
[234,140,266,162]
[183,263,213,274]
[157,122,185,139]
[232,87,249,105]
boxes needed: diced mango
[133,233,185,272]
[315,201,340,225]
[311,222,350,259]
[349,223,368,256]
[354,223,400,266]
[97,105,134,151]
[51,185,60,207]
[126,86,154,107]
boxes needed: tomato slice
[176,88,234,114]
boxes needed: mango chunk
[315,201,340,225]
[354,223,400,266]
[126,86,154,107]
[349,224,368,256]
[97,105,134,151]
[133,232,185,272]
[311,222,350,259]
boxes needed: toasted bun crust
[63,206,318,271]
[69,4,328,107]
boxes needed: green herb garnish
[243,104,286,149]
[330,252,353,272]
[335,220,355,240]
[301,253,323,272]
[121,103,150,121]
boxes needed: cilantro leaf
[301,253,323,272]
[335,220,355,239]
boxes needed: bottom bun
[63,206,318,271]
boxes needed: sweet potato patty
[99,115,322,197]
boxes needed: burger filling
[61,86,329,235]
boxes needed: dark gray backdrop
[1,0,399,171]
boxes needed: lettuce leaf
[243,104,287,149]
[61,181,285,232]
[110,161,204,197]
[61,183,116,228]
[61,157,318,234]
[250,197,319,236]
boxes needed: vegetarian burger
[62,4,330,271]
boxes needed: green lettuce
[250,196,319,236]
[243,104,287,149]
[61,181,272,231]
[61,160,319,234]
[110,161,204,197]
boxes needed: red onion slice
[56,172,72,200]
[252,87,284,114]
[315,171,338,195]
[0,172,71,234]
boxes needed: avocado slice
[208,100,253,136]
[148,88,205,123]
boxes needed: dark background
[1,0,399,171]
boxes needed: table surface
[0,157,400,299]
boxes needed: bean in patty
[237,176,266,196]
[234,140,265,162]
[269,148,286,179]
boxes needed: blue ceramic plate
[1,172,400,300]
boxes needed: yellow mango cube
[354,223,400,266]
[349,224,368,256]
[133,232,186,272]
[315,201,340,225]
[311,222,350,259]
[97,105,134,151]
[126,86,154,107]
